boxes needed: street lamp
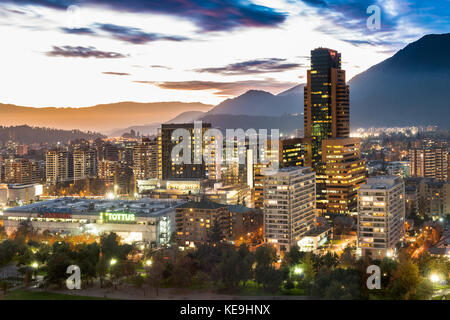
[145,259,152,267]
[293,267,303,275]
[430,273,441,284]
[110,258,117,266]
[31,262,39,269]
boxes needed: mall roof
[4,197,185,217]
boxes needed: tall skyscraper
[303,48,364,213]
[357,176,405,259]
[304,48,350,168]
[46,150,69,185]
[263,167,316,254]
[409,147,448,181]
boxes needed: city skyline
[0,0,450,108]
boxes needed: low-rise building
[2,197,183,245]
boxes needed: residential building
[357,176,405,259]
[263,167,316,254]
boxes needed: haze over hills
[0,101,213,133]
[108,111,206,137]
[206,84,305,117]
[350,33,450,128]
[0,125,105,145]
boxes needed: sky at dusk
[0,0,449,108]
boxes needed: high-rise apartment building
[158,123,211,180]
[46,150,69,184]
[133,138,158,180]
[357,176,405,259]
[73,149,97,181]
[263,167,316,254]
[409,147,448,181]
[321,138,366,214]
[4,158,40,184]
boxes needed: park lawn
[431,295,449,300]
[1,289,111,300]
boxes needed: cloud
[151,65,172,70]
[102,72,130,76]
[7,0,287,31]
[195,58,302,75]
[135,79,296,96]
[60,27,95,35]
[46,46,126,58]
[96,23,190,44]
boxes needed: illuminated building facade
[133,138,158,180]
[159,123,212,180]
[46,150,69,184]
[73,149,97,181]
[280,137,305,168]
[321,138,366,214]
[357,176,405,259]
[409,147,448,181]
[175,199,231,246]
[263,167,316,254]
[2,198,181,245]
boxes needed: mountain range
[0,33,449,135]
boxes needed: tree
[96,257,108,288]
[312,268,366,300]
[300,252,317,285]
[14,220,36,240]
[207,219,223,244]
[388,257,421,300]
[218,247,240,290]
[131,274,145,296]
[147,254,165,296]
[44,252,72,288]
[0,281,8,295]
[283,245,304,266]
[338,247,356,269]
[0,225,7,241]
[237,244,254,288]
[100,233,120,260]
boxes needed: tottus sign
[100,212,136,224]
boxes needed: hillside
[349,33,450,128]
[0,101,213,132]
[0,125,105,145]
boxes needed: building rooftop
[5,197,184,217]
[360,176,403,190]
[177,199,227,210]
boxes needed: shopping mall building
[1,197,184,245]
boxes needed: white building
[0,183,43,206]
[2,197,184,245]
[46,150,69,184]
[357,176,405,259]
[263,167,316,254]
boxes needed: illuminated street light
[110,258,117,266]
[146,259,152,267]
[293,267,303,275]
[106,192,114,200]
[430,274,441,283]
[31,262,39,269]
